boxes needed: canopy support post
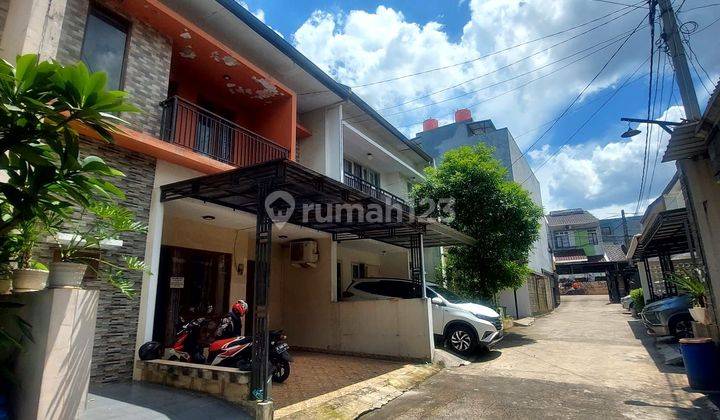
[250,180,273,401]
[410,233,427,298]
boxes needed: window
[601,227,612,236]
[343,159,380,187]
[351,263,366,279]
[80,6,129,90]
[554,232,570,248]
[588,229,598,245]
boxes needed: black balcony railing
[343,172,409,211]
[159,96,289,167]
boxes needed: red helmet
[232,300,248,317]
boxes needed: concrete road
[364,295,719,419]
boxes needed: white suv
[343,278,503,356]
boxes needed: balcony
[343,172,409,212]
[159,96,289,168]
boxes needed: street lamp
[621,125,642,138]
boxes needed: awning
[553,249,588,264]
[662,121,706,162]
[631,208,690,260]
[160,159,474,248]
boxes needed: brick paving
[272,351,404,408]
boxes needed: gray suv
[641,294,693,339]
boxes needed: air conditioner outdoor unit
[290,240,319,268]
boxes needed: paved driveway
[364,295,720,419]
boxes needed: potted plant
[49,203,148,297]
[9,219,54,292]
[669,267,710,324]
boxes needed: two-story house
[413,112,555,317]
[1,0,473,403]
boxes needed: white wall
[334,298,434,360]
[0,0,67,61]
[497,285,532,319]
[281,237,433,360]
[7,289,98,420]
[297,104,343,181]
[135,160,204,356]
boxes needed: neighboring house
[1,0,471,393]
[548,209,636,301]
[626,174,696,302]
[547,209,605,269]
[661,81,720,333]
[414,111,555,318]
[599,215,642,246]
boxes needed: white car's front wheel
[446,325,477,356]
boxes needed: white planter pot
[12,269,49,292]
[689,306,711,324]
[49,262,88,288]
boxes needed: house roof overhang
[630,208,690,260]
[159,159,474,248]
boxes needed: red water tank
[455,108,472,122]
[422,118,439,131]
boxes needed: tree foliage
[413,144,543,299]
[0,54,137,238]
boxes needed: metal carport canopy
[160,159,475,248]
[630,208,690,260]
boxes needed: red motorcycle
[139,319,291,383]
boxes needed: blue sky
[241,0,719,218]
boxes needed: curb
[274,363,441,419]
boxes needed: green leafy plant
[668,267,708,307]
[0,54,137,238]
[54,203,149,297]
[413,144,543,299]
[8,218,59,271]
[630,288,645,313]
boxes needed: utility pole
[621,209,630,248]
[656,0,701,120]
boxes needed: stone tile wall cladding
[33,139,156,383]
[56,0,172,137]
[50,0,172,382]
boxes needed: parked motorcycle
[208,330,291,383]
[139,320,292,383]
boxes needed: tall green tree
[413,144,543,299]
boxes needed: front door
[153,246,232,346]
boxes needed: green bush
[630,288,645,313]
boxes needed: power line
[679,3,720,13]
[519,13,650,188]
[591,0,645,8]
[358,29,636,124]
[364,29,643,131]
[692,15,720,34]
[512,72,650,140]
[646,49,669,199]
[367,8,642,114]
[512,14,649,173]
[635,6,657,215]
[299,0,647,95]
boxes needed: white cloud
[290,1,720,214]
[238,1,265,23]
[531,105,685,215]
